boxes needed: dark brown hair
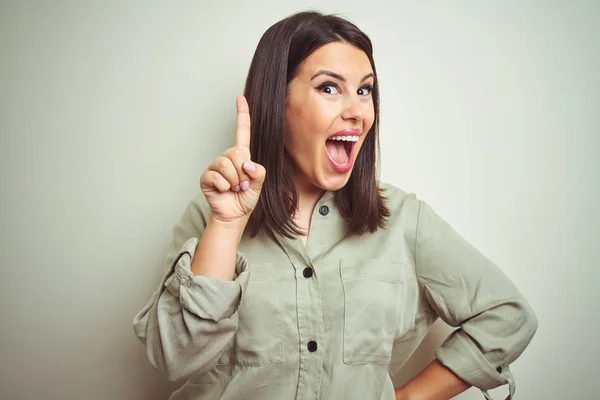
[244,11,389,238]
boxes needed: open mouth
[325,135,359,172]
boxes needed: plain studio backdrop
[1,1,598,399]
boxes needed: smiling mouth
[325,135,359,171]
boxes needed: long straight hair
[244,11,389,238]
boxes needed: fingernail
[234,185,240,192]
[241,181,250,191]
[243,161,256,172]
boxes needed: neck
[291,170,325,234]
[293,173,324,210]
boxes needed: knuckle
[232,147,246,161]
[216,156,231,170]
[200,169,211,182]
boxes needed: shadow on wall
[128,340,179,400]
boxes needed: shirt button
[303,267,313,278]
[319,205,329,216]
[307,341,318,352]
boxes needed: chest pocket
[217,269,284,366]
[340,258,406,365]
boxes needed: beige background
[1,1,598,399]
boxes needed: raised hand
[200,95,266,223]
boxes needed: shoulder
[378,181,421,218]
[378,183,465,246]
[375,181,423,242]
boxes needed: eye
[358,85,373,96]
[317,82,341,95]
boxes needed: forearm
[191,215,247,280]
[395,360,471,400]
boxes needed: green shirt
[133,183,537,400]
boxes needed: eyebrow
[310,70,375,83]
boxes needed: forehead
[297,42,373,79]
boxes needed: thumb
[242,160,266,191]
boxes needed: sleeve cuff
[435,330,515,399]
[163,237,250,322]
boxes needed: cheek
[305,99,339,135]
[292,103,332,146]
[284,107,305,148]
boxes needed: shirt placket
[276,198,342,399]
[275,237,324,400]
[275,192,346,399]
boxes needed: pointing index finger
[235,95,251,153]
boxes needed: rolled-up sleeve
[163,237,249,321]
[414,200,538,399]
[132,192,250,382]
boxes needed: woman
[133,11,537,400]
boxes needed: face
[285,41,375,194]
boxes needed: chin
[315,171,352,192]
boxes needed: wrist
[208,215,248,238]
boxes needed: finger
[224,147,252,191]
[242,160,266,192]
[200,170,231,193]
[209,156,241,192]
[235,95,251,156]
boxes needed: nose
[340,93,364,123]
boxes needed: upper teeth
[328,136,359,142]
